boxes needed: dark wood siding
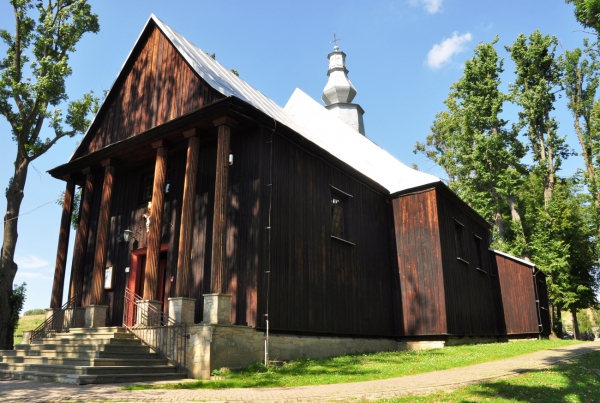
[391,189,447,336]
[535,271,551,335]
[256,129,395,336]
[491,252,541,335]
[436,189,498,336]
[76,25,224,159]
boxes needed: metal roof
[74,14,440,194]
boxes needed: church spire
[322,34,365,135]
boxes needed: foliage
[13,312,42,345]
[6,282,26,349]
[56,186,81,229]
[566,0,600,34]
[378,350,600,403]
[23,308,44,315]
[0,0,99,350]
[122,340,579,390]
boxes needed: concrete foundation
[202,294,231,324]
[84,305,108,328]
[135,300,162,326]
[168,297,195,324]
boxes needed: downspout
[263,122,275,365]
[532,267,544,338]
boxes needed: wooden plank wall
[391,189,447,336]
[436,189,498,336]
[492,253,540,335]
[77,25,224,158]
[256,129,395,336]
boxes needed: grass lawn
[123,339,580,390]
[13,314,44,346]
[379,349,600,403]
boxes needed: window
[330,185,354,245]
[454,218,468,264]
[474,234,486,273]
[139,171,171,202]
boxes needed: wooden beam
[69,168,95,306]
[210,118,236,293]
[143,144,169,301]
[90,161,116,305]
[50,178,75,308]
[176,129,200,297]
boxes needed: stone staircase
[0,327,189,385]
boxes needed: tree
[562,40,600,232]
[0,0,99,349]
[415,38,526,249]
[506,31,567,209]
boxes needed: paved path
[1,343,599,403]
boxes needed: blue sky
[0,0,589,312]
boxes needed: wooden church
[46,14,550,356]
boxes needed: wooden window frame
[330,185,354,245]
[453,218,469,265]
[473,233,487,273]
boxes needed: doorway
[127,244,169,308]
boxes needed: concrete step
[0,362,179,375]
[0,355,168,366]
[15,343,151,354]
[45,332,135,340]
[7,350,159,360]
[68,327,128,334]
[0,369,188,385]
[31,337,142,346]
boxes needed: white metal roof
[489,248,536,268]
[76,14,440,194]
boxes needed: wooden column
[175,129,200,297]
[90,160,116,306]
[50,177,75,308]
[210,117,236,294]
[143,140,169,301]
[69,168,95,306]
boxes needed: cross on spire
[330,32,342,49]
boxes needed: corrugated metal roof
[74,14,440,194]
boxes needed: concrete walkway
[1,342,598,403]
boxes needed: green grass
[122,339,580,390]
[379,349,600,403]
[13,314,44,346]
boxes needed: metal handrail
[30,294,78,342]
[123,288,188,372]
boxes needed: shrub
[23,309,45,316]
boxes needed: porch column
[69,167,94,307]
[143,140,169,301]
[210,117,236,294]
[175,129,200,298]
[90,160,116,307]
[50,177,75,309]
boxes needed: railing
[30,294,78,342]
[123,288,188,372]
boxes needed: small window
[474,234,486,273]
[330,185,354,245]
[454,218,468,264]
[140,173,154,201]
[139,171,171,202]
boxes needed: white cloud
[16,272,44,278]
[426,31,472,69]
[408,0,442,14]
[14,254,50,269]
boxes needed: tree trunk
[0,152,29,349]
[490,187,505,242]
[572,310,581,340]
[554,304,563,338]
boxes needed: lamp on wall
[117,228,139,243]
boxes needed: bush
[23,309,45,316]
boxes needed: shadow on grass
[385,348,600,403]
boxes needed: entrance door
[127,244,169,308]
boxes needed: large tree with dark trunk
[0,0,98,349]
